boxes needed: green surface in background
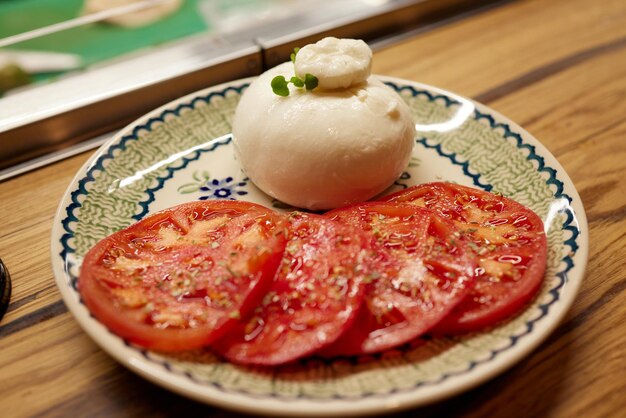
[0,0,209,73]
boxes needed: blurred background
[0,0,505,179]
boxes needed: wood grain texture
[1,0,625,416]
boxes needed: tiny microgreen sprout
[304,73,319,90]
[271,75,290,97]
[290,76,304,88]
[271,47,318,96]
[290,47,300,63]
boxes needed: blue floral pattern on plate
[200,177,248,200]
[178,171,249,200]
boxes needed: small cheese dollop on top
[233,38,415,210]
[294,37,372,90]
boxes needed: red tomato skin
[214,212,371,366]
[381,182,547,333]
[321,202,477,356]
[79,200,286,352]
[433,244,546,334]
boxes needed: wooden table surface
[1,0,625,416]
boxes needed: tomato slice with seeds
[320,203,476,356]
[214,212,370,365]
[79,200,286,351]
[380,182,547,333]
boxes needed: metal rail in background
[0,0,507,182]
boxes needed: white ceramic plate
[51,76,588,416]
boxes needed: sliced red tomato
[381,182,547,333]
[214,212,371,365]
[79,200,286,351]
[321,203,477,356]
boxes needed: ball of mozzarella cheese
[233,39,415,211]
